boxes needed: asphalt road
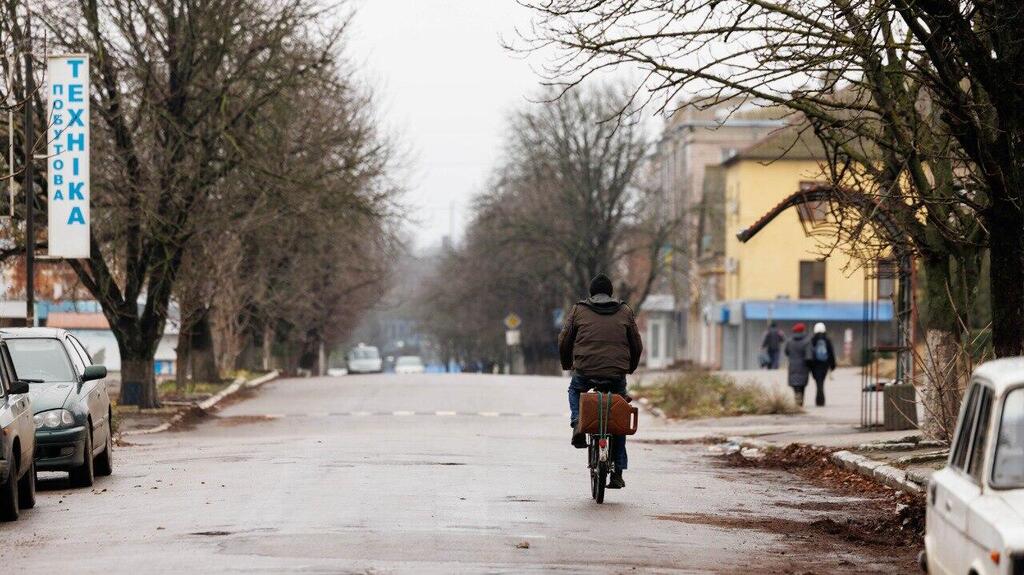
[1,374,911,573]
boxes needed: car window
[952,383,981,471]
[968,387,994,481]
[397,357,422,366]
[993,388,1024,488]
[6,338,77,383]
[63,337,87,375]
[350,348,380,360]
[68,335,93,366]
[0,344,11,396]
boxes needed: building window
[799,261,826,299]
[798,181,830,223]
[877,259,897,300]
[797,200,829,223]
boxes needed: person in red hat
[784,322,812,405]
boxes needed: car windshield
[396,357,422,366]
[6,338,75,383]
[993,387,1024,488]
[350,348,379,360]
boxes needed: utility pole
[22,5,35,327]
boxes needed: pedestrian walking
[784,323,811,406]
[806,322,837,406]
[759,321,786,369]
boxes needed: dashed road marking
[435,411,457,416]
[392,410,415,416]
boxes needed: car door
[963,385,996,570]
[67,335,109,443]
[0,343,32,468]
[934,381,989,574]
[63,335,100,444]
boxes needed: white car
[394,356,425,375]
[924,357,1024,575]
[347,345,382,374]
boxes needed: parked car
[1,328,113,487]
[0,337,35,520]
[394,356,425,375]
[923,357,1024,575]
[347,344,383,374]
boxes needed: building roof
[723,124,828,165]
[45,312,110,330]
[743,300,893,322]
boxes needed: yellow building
[712,129,893,369]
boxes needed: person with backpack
[806,322,837,407]
[784,323,812,406]
[760,322,786,369]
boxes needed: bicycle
[586,382,622,504]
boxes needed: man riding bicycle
[558,273,643,489]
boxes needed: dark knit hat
[589,274,613,297]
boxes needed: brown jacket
[558,294,643,378]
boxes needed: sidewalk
[637,367,945,493]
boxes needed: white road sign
[46,55,90,258]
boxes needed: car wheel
[69,430,95,488]
[18,460,35,509]
[0,457,19,521]
[94,421,113,477]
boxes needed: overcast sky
[347,1,544,251]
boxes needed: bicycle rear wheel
[589,439,599,499]
[595,465,607,504]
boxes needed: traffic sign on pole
[503,313,522,330]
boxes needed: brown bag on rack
[576,392,639,436]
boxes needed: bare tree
[418,84,678,373]
[517,0,1005,434]
[24,0,348,406]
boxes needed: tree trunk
[917,254,970,440]
[189,308,220,383]
[262,321,274,371]
[175,321,192,391]
[120,353,158,408]
[987,209,1024,357]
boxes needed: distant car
[0,337,35,520]
[326,367,348,377]
[1,328,113,487]
[347,344,383,374]
[394,356,425,375]
[923,357,1024,575]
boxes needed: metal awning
[743,300,893,322]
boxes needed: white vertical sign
[46,55,90,258]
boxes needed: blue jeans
[568,374,628,470]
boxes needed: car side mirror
[82,365,107,382]
[9,380,29,395]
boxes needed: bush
[632,371,800,419]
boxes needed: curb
[830,450,924,494]
[122,370,279,436]
[635,394,930,496]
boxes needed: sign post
[23,7,35,325]
[503,313,523,374]
[46,55,91,259]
